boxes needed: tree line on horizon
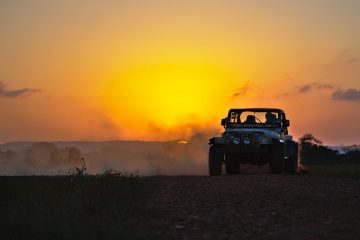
[299,133,360,165]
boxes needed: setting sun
[103,62,237,137]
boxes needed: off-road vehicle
[208,108,298,175]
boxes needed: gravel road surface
[151,175,360,240]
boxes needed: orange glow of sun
[102,62,238,138]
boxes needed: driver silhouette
[244,115,256,124]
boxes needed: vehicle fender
[285,140,298,157]
[208,137,226,145]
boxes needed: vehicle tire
[285,143,298,174]
[270,144,285,174]
[225,155,240,174]
[209,145,223,176]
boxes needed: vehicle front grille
[230,132,254,144]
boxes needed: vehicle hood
[225,128,281,139]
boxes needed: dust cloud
[0,142,81,175]
[0,132,217,176]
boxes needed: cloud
[332,89,360,102]
[298,84,312,93]
[274,92,290,98]
[298,82,334,93]
[233,84,251,97]
[346,57,358,64]
[315,83,334,90]
[0,82,41,98]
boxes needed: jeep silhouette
[208,108,298,175]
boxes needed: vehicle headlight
[243,137,251,145]
[232,138,240,144]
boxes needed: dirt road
[151,175,360,240]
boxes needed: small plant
[65,156,88,176]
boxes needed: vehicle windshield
[228,110,281,128]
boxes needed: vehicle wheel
[285,144,298,174]
[225,155,240,174]
[269,144,285,174]
[209,145,223,176]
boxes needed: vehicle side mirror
[221,118,227,127]
[285,120,290,127]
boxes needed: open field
[1,173,360,240]
[307,163,360,179]
[0,174,164,240]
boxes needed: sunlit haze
[1,0,360,145]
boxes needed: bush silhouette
[299,133,360,165]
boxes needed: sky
[0,0,360,145]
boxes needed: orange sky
[1,0,360,145]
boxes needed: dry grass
[0,172,164,240]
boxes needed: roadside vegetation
[299,133,360,179]
[0,169,164,240]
